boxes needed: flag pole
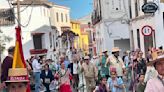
[12,0,21,68]
[17,0,21,26]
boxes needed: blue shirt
[107,77,124,92]
[64,60,70,68]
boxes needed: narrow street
[0,0,164,92]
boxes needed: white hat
[102,50,108,53]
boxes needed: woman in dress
[59,62,72,92]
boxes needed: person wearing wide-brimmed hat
[81,56,97,92]
[106,47,125,78]
[145,50,164,92]
[5,68,29,92]
[99,50,110,79]
[144,48,158,83]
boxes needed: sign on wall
[142,2,158,13]
[141,25,153,36]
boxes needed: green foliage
[0,30,13,52]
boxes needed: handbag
[49,80,59,90]
[39,83,47,92]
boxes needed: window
[93,32,96,41]
[138,0,140,11]
[137,29,140,48]
[163,12,164,29]
[47,9,49,17]
[61,13,63,22]
[49,32,52,48]
[118,0,122,10]
[53,35,55,49]
[44,8,46,16]
[144,34,153,55]
[144,0,147,4]
[56,12,59,22]
[72,23,74,29]
[135,0,138,17]
[129,0,132,18]
[76,24,78,29]
[65,14,68,22]
[131,30,134,50]
[56,42,58,47]
[33,35,42,49]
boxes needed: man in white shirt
[68,55,79,90]
[106,47,126,78]
[32,55,45,92]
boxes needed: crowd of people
[0,46,164,92]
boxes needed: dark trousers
[73,74,79,88]
[43,83,50,92]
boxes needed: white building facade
[0,0,65,60]
[50,4,71,53]
[92,0,130,56]
[129,0,164,54]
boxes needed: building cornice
[52,4,70,10]
[130,14,154,22]
[71,20,80,24]
[12,0,53,8]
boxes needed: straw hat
[147,50,164,66]
[84,56,90,60]
[5,68,29,83]
[111,47,121,52]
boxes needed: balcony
[91,10,102,25]
[30,49,48,55]
[0,9,15,26]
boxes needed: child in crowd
[94,75,110,92]
[136,74,146,92]
[107,67,125,92]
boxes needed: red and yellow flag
[12,26,31,92]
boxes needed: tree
[0,29,13,61]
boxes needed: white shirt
[145,75,164,92]
[73,63,78,74]
[108,55,125,76]
[144,66,158,82]
[32,59,42,73]
[45,71,48,76]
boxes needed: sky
[49,0,93,19]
